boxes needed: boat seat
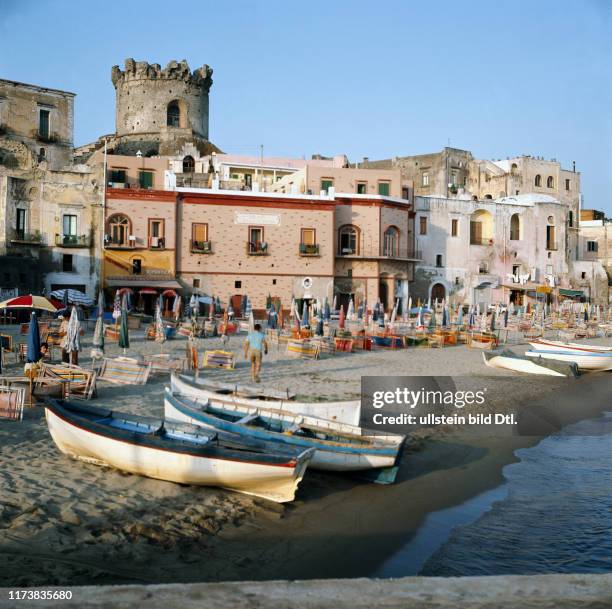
[285,423,303,434]
[236,412,259,425]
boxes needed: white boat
[528,338,612,354]
[45,399,313,503]
[525,349,612,371]
[172,373,361,426]
[164,389,406,477]
[483,350,578,377]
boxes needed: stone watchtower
[110,58,214,156]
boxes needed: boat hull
[173,373,361,425]
[528,339,612,354]
[483,351,576,376]
[45,407,310,503]
[525,350,612,371]
[164,390,403,473]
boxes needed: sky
[1,0,610,212]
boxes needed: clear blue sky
[1,0,610,212]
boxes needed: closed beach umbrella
[154,304,166,346]
[227,297,234,319]
[441,306,448,327]
[301,301,309,327]
[324,298,331,321]
[372,302,379,322]
[119,305,130,351]
[469,306,475,327]
[65,306,81,362]
[26,311,41,364]
[241,294,247,316]
[248,310,255,332]
[92,314,104,358]
[357,301,364,320]
[428,308,437,329]
[316,318,324,336]
[173,295,182,320]
[584,305,588,323]
[490,311,496,332]
[266,294,272,310]
[268,308,277,329]
[417,306,424,327]
[390,303,397,324]
[504,308,509,328]
[215,296,222,314]
[339,305,345,329]
[112,292,121,322]
[457,306,464,327]
[332,294,337,311]
[347,298,354,321]
[245,297,252,317]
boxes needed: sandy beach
[0,326,610,586]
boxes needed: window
[167,101,180,127]
[62,254,73,272]
[535,174,542,187]
[301,228,316,245]
[419,216,427,235]
[450,171,457,186]
[565,179,571,191]
[321,179,333,193]
[339,225,358,255]
[587,241,598,252]
[132,258,142,274]
[248,226,266,254]
[402,187,410,199]
[38,148,46,162]
[272,279,277,285]
[421,172,429,187]
[484,194,493,199]
[38,109,50,139]
[568,211,574,227]
[436,254,443,267]
[108,214,131,246]
[383,226,399,256]
[451,218,458,237]
[234,280,242,289]
[547,176,554,188]
[510,214,520,241]
[546,225,556,250]
[16,208,26,239]
[512,264,520,276]
[109,168,126,183]
[192,222,208,243]
[139,171,154,189]
[148,219,165,248]
[193,278,200,288]
[378,181,390,196]
[347,269,352,278]
[356,182,367,194]
[511,163,518,174]
[479,261,489,274]
[63,214,77,238]
[182,156,195,173]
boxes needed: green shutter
[139,171,153,189]
[378,182,390,196]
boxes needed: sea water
[376,412,612,576]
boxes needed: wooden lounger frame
[0,386,25,421]
[98,357,152,385]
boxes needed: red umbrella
[0,294,58,312]
[339,305,346,329]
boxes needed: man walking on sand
[244,323,268,383]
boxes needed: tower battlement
[111,58,213,90]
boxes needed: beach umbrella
[227,297,234,319]
[504,308,509,328]
[372,302,379,322]
[267,308,277,329]
[215,296,222,314]
[490,311,496,332]
[324,298,331,321]
[64,306,81,363]
[390,303,397,324]
[332,294,337,311]
[154,304,166,347]
[50,289,94,307]
[119,305,130,352]
[112,292,121,322]
[248,310,255,332]
[26,311,41,364]
[417,306,424,327]
[266,294,272,310]
[347,298,355,321]
[315,318,324,336]
[241,294,247,317]
[456,306,463,327]
[0,294,58,313]
[301,301,310,327]
[357,301,364,320]
[378,310,385,328]
[584,306,588,323]
[428,308,437,329]
[97,290,105,318]
[92,314,104,358]
[339,305,345,329]
[245,297,252,317]
[441,306,448,327]
[468,306,475,327]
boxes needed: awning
[559,288,584,298]
[139,288,158,295]
[162,289,177,297]
[501,282,542,292]
[106,278,182,289]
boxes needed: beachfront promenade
[1,574,611,608]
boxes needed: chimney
[363,157,369,167]
[572,160,576,173]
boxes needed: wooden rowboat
[525,350,612,371]
[172,373,361,426]
[45,399,313,503]
[483,350,578,377]
[165,389,406,481]
[528,338,612,354]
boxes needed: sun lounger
[37,362,97,399]
[287,339,320,360]
[0,386,25,421]
[203,350,235,369]
[98,357,152,385]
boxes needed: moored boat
[525,349,612,371]
[172,373,361,425]
[45,399,313,503]
[483,350,578,377]
[528,338,612,354]
[164,389,406,478]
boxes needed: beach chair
[0,386,25,421]
[186,341,199,370]
[203,350,235,369]
[143,353,188,375]
[104,325,120,342]
[37,362,97,399]
[287,339,320,360]
[98,357,152,385]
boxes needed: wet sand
[0,327,610,586]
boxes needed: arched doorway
[182,155,195,173]
[379,281,388,311]
[167,100,181,127]
[431,283,446,301]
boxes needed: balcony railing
[191,240,212,254]
[55,234,91,248]
[10,230,44,245]
[247,242,268,256]
[148,237,165,250]
[299,243,320,256]
[546,241,558,251]
[104,239,135,249]
[470,237,494,246]
[337,246,421,260]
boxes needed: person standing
[244,323,268,383]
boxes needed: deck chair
[98,357,152,385]
[0,386,25,421]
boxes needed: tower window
[167,100,180,127]
[183,155,195,173]
[38,109,50,139]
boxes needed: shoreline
[0,330,610,586]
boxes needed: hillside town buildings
[0,58,609,308]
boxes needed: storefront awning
[106,278,182,289]
[559,288,584,298]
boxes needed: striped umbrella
[112,292,121,322]
[154,304,166,346]
[50,289,94,307]
[0,294,58,312]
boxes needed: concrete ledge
[1,574,611,609]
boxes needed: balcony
[10,230,44,245]
[470,237,494,246]
[104,238,136,250]
[191,240,212,254]
[299,243,320,256]
[247,242,268,256]
[546,241,558,251]
[55,234,91,248]
[148,237,165,250]
[337,246,421,261]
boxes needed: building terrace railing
[10,230,44,245]
[336,245,421,260]
[191,240,212,254]
[470,237,494,246]
[247,242,269,256]
[299,243,320,256]
[55,234,92,248]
